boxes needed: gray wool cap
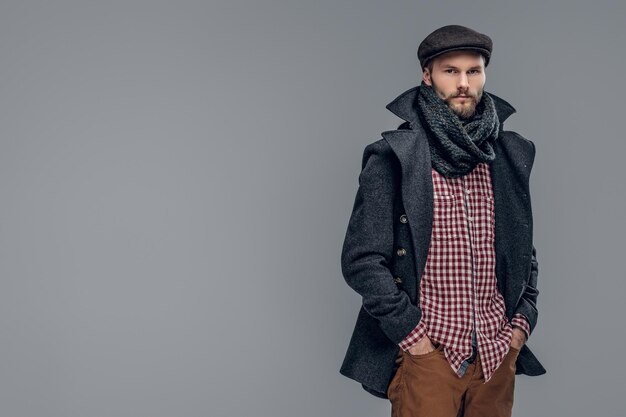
[418,25,493,69]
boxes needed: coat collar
[385,84,516,128]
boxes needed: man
[339,25,546,417]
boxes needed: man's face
[422,50,486,120]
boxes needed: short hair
[424,59,434,74]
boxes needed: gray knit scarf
[416,81,500,178]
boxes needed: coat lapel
[382,128,433,285]
[490,139,510,299]
[489,133,535,317]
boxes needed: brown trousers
[387,344,520,417]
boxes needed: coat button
[396,248,406,256]
[394,276,402,284]
[399,214,408,223]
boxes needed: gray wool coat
[339,85,547,399]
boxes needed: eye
[469,69,481,74]
[445,69,456,74]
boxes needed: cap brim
[423,46,490,67]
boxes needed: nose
[457,73,469,90]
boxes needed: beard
[431,78,484,120]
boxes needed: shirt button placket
[460,176,478,363]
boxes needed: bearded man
[339,24,546,417]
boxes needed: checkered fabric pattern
[398,162,532,383]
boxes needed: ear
[422,69,431,86]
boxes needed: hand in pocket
[407,336,437,356]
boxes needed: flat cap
[418,25,493,69]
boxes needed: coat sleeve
[513,244,540,336]
[340,140,422,345]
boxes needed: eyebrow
[440,64,483,70]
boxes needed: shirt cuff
[511,313,531,341]
[398,318,428,351]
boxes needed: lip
[455,96,470,99]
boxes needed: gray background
[0,1,624,416]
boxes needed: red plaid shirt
[398,162,531,383]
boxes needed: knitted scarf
[416,81,500,178]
